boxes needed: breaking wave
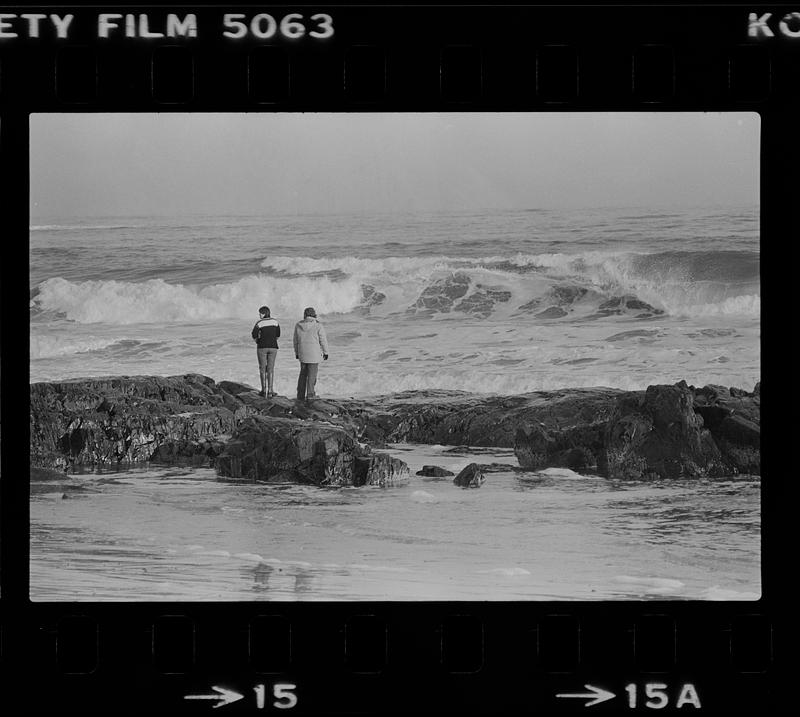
[31,249,759,325]
[32,275,364,324]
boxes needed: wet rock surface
[30,374,760,482]
[604,382,723,480]
[416,465,455,477]
[453,462,485,488]
[30,374,244,471]
[215,415,407,486]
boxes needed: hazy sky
[30,112,758,219]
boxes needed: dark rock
[754,381,760,396]
[717,414,760,449]
[354,453,409,486]
[217,380,253,396]
[514,423,551,468]
[333,387,625,451]
[416,465,455,477]
[512,390,621,470]
[215,415,408,486]
[30,375,243,470]
[689,383,760,474]
[712,439,760,475]
[30,374,760,482]
[692,404,729,431]
[604,383,724,480]
[453,462,485,488]
[477,462,522,473]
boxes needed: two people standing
[252,305,329,402]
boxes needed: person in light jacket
[293,307,329,401]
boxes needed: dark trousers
[297,362,319,400]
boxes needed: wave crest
[33,249,760,325]
[33,275,363,324]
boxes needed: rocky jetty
[29,374,760,482]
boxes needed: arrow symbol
[184,685,244,709]
[556,684,616,707]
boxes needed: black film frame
[0,1,795,714]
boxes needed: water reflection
[248,562,315,595]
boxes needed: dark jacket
[252,318,281,348]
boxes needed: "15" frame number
[253,682,298,709]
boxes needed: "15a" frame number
[625,683,701,709]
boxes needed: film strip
[1,1,795,715]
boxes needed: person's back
[253,316,280,349]
[293,307,329,401]
[252,306,280,397]
[293,316,328,363]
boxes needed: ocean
[29,205,761,600]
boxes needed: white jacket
[293,317,329,363]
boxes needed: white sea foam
[678,294,761,317]
[33,274,363,324]
[479,567,531,576]
[31,223,136,231]
[33,247,759,325]
[410,490,438,503]
[320,369,655,397]
[614,576,686,595]
[699,586,761,601]
[536,467,588,479]
[233,552,264,562]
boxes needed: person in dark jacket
[293,307,329,401]
[252,305,280,397]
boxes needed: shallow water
[30,444,761,602]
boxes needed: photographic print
[29,113,760,600]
